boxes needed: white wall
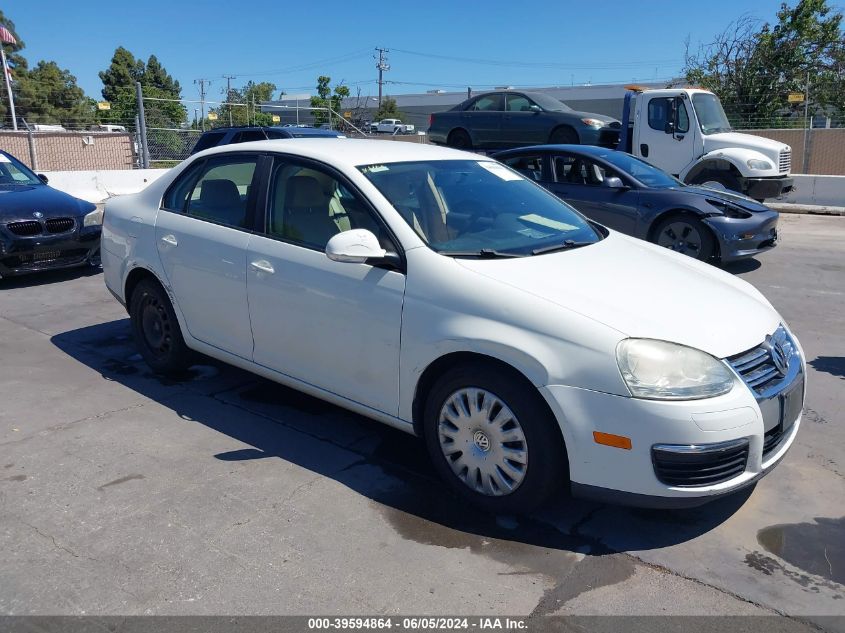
[42,169,169,204]
[782,175,845,207]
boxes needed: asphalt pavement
[0,214,843,627]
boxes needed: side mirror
[529,104,542,113]
[37,174,49,184]
[603,176,626,189]
[326,229,388,264]
[664,121,675,135]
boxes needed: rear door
[460,93,504,148]
[155,153,262,359]
[546,152,640,233]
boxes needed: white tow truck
[617,86,793,200]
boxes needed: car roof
[494,144,619,158]
[194,138,481,166]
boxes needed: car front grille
[652,438,750,487]
[45,217,75,233]
[7,221,42,236]
[779,149,791,173]
[726,325,796,396]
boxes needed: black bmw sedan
[0,151,101,278]
[493,145,779,263]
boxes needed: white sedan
[101,139,805,513]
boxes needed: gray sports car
[493,145,778,263]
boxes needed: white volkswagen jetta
[101,139,804,513]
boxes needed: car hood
[0,184,94,220]
[678,185,771,212]
[703,132,789,157]
[454,232,779,359]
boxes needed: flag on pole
[0,26,16,45]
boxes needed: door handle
[250,260,275,275]
[675,135,685,141]
[160,234,178,247]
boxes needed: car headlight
[616,339,735,400]
[746,159,773,170]
[83,208,103,227]
[581,118,606,128]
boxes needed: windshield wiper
[531,240,594,255]
[442,248,525,258]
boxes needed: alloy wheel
[657,221,703,257]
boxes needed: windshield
[692,93,732,135]
[0,152,42,186]
[359,160,601,257]
[529,93,572,112]
[594,152,681,188]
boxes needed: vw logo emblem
[473,430,491,452]
[33,211,43,219]
[764,336,789,377]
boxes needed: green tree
[14,61,94,126]
[309,75,349,127]
[684,0,845,128]
[210,81,277,127]
[375,97,402,121]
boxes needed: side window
[191,131,226,153]
[162,161,205,212]
[232,130,267,144]
[648,97,690,133]
[648,98,671,131]
[469,94,503,112]
[184,156,258,228]
[560,156,608,186]
[676,99,690,133]
[503,154,545,182]
[552,154,576,183]
[268,162,391,252]
[506,94,535,112]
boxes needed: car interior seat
[278,175,339,248]
[567,160,587,184]
[198,179,245,226]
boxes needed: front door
[246,157,406,415]
[637,96,695,175]
[501,93,547,147]
[546,153,640,234]
[154,153,260,359]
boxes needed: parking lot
[0,214,843,626]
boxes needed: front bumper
[0,225,101,277]
[540,351,804,508]
[704,210,779,262]
[745,176,793,200]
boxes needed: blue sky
[9,0,838,102]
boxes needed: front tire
[422,363,565,514]
[129,278,193,375]
[549,126,578,144]
[690,170,742,194]
[652,214,716,261]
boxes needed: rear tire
[422,363,565,514]
[447,129,472,150]
[129,278,193,375]
[652,214,716,261]
[549,126,578,144]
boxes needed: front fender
[682,148,779,181]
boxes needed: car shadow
[809,356,845,379]
[51,318,753,558]
[722,258,762,274]
[0,265,101,289]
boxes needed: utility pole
[223,75,236,126]
[375,47,390,106]
[194,78,211,131]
